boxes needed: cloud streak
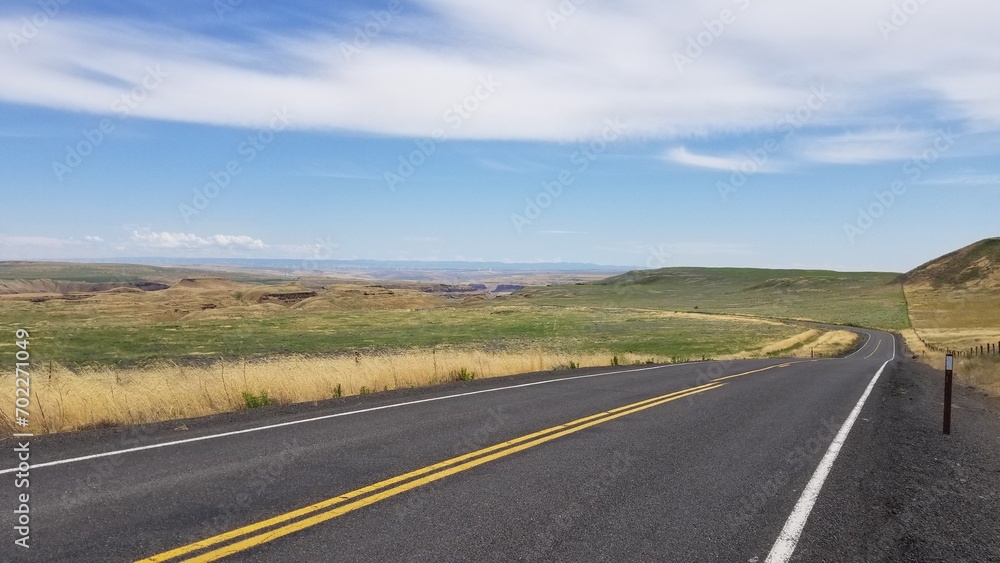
[130,231,266,251]
[1,1,997,142]
[665,146,777,172]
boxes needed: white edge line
[843,330,874,359]
[765,334,896,563]
[1,361,719,475]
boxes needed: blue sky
[1,0,998,272]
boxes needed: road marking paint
[764,334,896,563]
[864,337,882,359]
[2,327,878,478]
[1,361,711,476]
[712,362,797,382]
[138,382,732,562]
[134,380,724,562]
[843,331,873,359]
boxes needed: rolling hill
[903,238,1000,351]
[512,267,910,330]
[902,237,1000,289]
[901,237,1000,396]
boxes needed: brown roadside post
[944,353,954,435]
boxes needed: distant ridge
[169,278,244,290]
[903,238,1000,289]
[597,266,898,287]
[85,257,621,272]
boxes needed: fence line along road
[947,341,1000,357]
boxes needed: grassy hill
[0,261,285,286]
[0,264,807,367]
[509,267,910,330]
[0,261,875,433]
[0,262,914,369]
[900,238,999,397]
[903,238,1000,352]
[903,237,1000,289]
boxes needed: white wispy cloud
[922,174,1000,186]
[130,230,266,250]
[664,147,755,172]
[1,1,997,141]
[796,129,935,164]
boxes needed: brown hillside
[291,285,444,311]
[169,278,246,290]
[902,238,1000,289]
[0,279,168,295]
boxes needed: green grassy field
[0,264,913,368]
[0,262,896,434]
[0,261,283,284]
[509,268,910,330]
[0,301,799,367]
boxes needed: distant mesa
[257,291,318,304]
[420,284,489,294]
[0,278,168,295]
[170,278,244,290]
[902,237,1000,289]
[493,284,525,293]
[246,284,319,304]
[167,278,319,305]
[133,281,171,291]
[106,287,146,294]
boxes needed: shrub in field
[242,390,272,409]
[450,367,476,381]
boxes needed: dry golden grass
[0,278,446,319]
[290,284,442,312]
[903,280,999,397]
[955,356,1000,396]
[808,330,860,357]
[169,278,245,290]
[0,324,865,436]
[630,309,788,326]
[900,328,934,358]
[0,349,670,436]
[914,329,1000,352]
[906,288,1000,331]
[901,330,1000,398]
[760,329,821,355]
[742,329,857,359]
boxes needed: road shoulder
[794,351,1000,561]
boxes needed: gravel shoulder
[795,341,1000,562]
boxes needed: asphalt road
[1,329,936,562]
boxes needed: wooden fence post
[944,354,954,435]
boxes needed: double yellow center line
[865,338,882,359]
[139,364,789,562]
